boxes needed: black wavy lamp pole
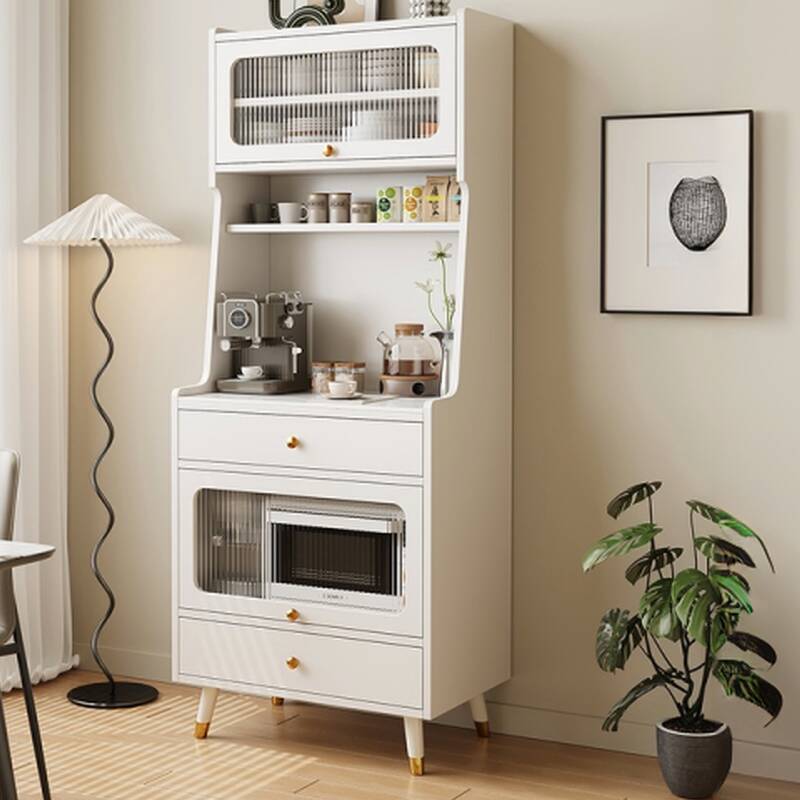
[25,195,179,708]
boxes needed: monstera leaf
[607,482,663,519]
[602,675,670,732]
[596,609,644,673]
[625,547,683,585]
[709,604,741,653]
[671,569,721,645]
[709,569,753,614]
[713,660,783,724]
[582,523,662,572]
[687,501,774,572]
[694,536,756,568]
[640,578,680,640]
[728,632,777,667]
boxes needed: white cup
[277,202,308,224]
[239,365,264,380]
[328,379,357,398]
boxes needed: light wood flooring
[2,670,796,799]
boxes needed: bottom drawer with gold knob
[178,617,423,709]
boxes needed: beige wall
[69,0,800,781]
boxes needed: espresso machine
[215,291,312,394]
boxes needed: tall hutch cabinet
[172,10,513,775]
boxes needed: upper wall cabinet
[214,22,457,167]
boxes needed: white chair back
[0,451,20,645]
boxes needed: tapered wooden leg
[194,687,219,739]
[403,717,424,776]
[271,696,284,706]
[469,694,490,738]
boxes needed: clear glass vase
[430,330,454,395]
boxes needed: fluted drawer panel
[178,411,423,476]
[179,617,423,709]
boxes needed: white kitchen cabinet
[173,9,513,776]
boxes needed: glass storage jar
[311,361,334,394]
[334,362,366,393]
[378,324,439,376]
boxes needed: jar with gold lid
[334,361,366,394]
[311,361,334,394]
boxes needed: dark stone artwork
[669,176,727,251]
[268,0,346,28]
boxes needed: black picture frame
[600,109,754,316]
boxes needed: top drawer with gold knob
[178,411,423,476]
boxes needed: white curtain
[0,0,75,689]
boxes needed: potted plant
[581,482,782,799]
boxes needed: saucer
[325,392,363,401]
[237,374,263,381]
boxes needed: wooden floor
[2,670,796,799]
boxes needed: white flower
[429,241,452,262]
[415,279,435,294]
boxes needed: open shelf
[227,222,461,234]
[233,88,441,109]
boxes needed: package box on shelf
[422,175,450,223]
[403,186,424,223]
[447,178,462,222]
[377,186,403,223]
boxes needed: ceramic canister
[351,202,375,224]
[377,186,403,223]
[307,193,329,224]
[329,192,352,223]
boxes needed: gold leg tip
[409,756,425,776]
[475,720,490,738]
[194,722,210,739]
[271,696,285,706]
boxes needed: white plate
[325,392,364,401]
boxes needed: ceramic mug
[328,379,358,398]
[251,202,273,224]
[307,193,329,224]
[328,192,352,224]
[277,202,308,224]
[351,201,375,224]
[239,365,264,380]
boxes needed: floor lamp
[25,194,179,709]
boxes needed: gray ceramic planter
[656,721,732,799]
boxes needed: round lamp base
[67,681,159,709]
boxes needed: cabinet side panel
[427,11,514,718]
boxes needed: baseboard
[435,702,800,784]
[73,642,171,683]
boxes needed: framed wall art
[601,110,753,315]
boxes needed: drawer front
[179,617,422,709]
[178,411,423,476]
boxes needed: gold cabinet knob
[323,144,335,157]
[286,608,300,622]
[286,435,300,449]
[286,656,300,670]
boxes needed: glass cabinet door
[178,470,423,637]
[215,25,457,165]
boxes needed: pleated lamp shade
[24,194,180,247]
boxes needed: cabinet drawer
[179,617,422,709]
[178,411,423,476]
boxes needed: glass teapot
[377,324,440,376]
